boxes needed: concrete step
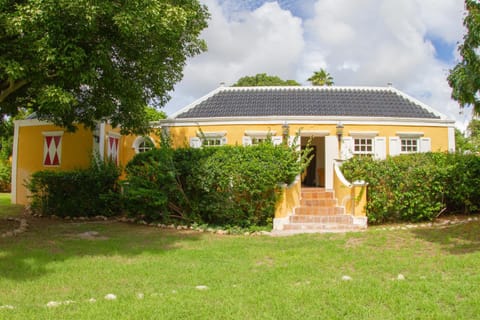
[290,214,353,224]
[300,198,337,207]
[281,223,365,232]
[295,206,344,216]
[301,189,334,200]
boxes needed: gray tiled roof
[174,86,441,119]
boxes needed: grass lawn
[0,193,23,218]
[1,195,480,319]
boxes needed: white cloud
[164,0,304,113]
[164,0,468,129]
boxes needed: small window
[401,138,419,153]
[354,138,373,156]
[133,136,154,153]
[203,137,223,147]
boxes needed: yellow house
[12,85,456,232]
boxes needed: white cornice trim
[159,116,455,128]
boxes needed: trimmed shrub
[341,153,480,224]
[123,142,310,227]
[27,158,121,217]
[0,160,11,192]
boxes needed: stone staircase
[279,187,366,234]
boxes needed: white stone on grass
[0,305,14,310]
[341,275,352,281]
[397,274,405,280]
[88,298,96,303]
[104,294,117,300]
[46,301,61,308]
[136,293,144,299]
[195,285,209,290]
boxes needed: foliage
[123,142,310,227]
[342,153,480,224]
[27,158,121,217]
[232,73,300,87]
[0,0,209,134]
[307,69,334,86]
[145,106,167,122]
[448,0,480,114]
[0,160,10,192]
[455,120,480,153]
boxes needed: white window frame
[400,137,419,154]
[195,131,227,148]
[395,132,425,154]
[353,137,374,156]
[132,136,155,154]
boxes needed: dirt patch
[0,219,19,234]
[75,231,109,240]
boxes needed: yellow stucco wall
[167,123,451,151]
[14,122,93,204]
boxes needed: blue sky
[164,0,469,129]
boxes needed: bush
[27,158,121,217]
[0,160,11,192]
[342,153,480,224]
[123,142,309,227]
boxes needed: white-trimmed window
[242,130,282,146]
[390,132,429,156]
[132,136,154,153]
[107,133,121,164]
[190,131,227,148]
[43,131,63,166]
[400,137,419,153]
[343,132,386,160]
[354,138,374,156]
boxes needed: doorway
[301,136,326,187]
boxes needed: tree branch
[0,78,29,103]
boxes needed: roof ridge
[221,85,392,92]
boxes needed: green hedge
[27,158,121,217]
[341,153,480,224]
[0,161,11,192]
[123,142,310,227]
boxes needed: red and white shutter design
[107,135,120,163]
[43,134,62,166]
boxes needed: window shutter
[341,137,354,160]
[242,136,252,146]
[271,136,283,146]
[419,137,431,153]
[374,137,387,160]
[189,137,202,148]
[389,137,401,156]
[43,134,62,166]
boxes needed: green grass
[0,193,23,217]
[1,194,480,319]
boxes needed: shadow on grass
[0,217,202,281]
[411,220,480,255]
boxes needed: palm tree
[308,69,334,86]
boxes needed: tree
[0,0,209,134]
[448,0,480,115]
[232,73,300,87]
[308,69,334,86]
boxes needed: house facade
[11,85,455,230]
